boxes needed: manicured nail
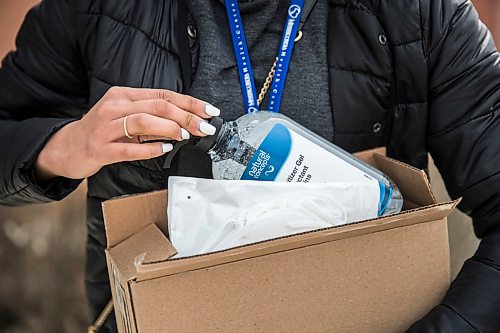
[162,143,173,153]
[199,121,216,135]
[205,104,220,117]
[181,128,190,140]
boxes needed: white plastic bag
[167,177,380,258]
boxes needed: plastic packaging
[167,176,381,258]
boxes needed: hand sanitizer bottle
[165,111,403,216]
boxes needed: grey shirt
[186,0,334,140]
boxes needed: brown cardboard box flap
[108,223,177,283]
[103,190,168,249]
[370,153,436,207]
[355,149,435,207]
[134,199,459,281]
[353,146,386,163]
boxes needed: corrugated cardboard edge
[134,199,460,281]
[108,224,177,282]
[103,190,169,249]
[345,148,436,207]
[353,147,386,163]
[371,153,436,206]
[106,252,137,333]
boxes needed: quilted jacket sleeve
[409,0,500,331]
[0,0,88,206]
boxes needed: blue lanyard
[225,0,304,114]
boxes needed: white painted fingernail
[199,121,216,135]
[205,104,221,117]
[162,143,173,153]
[180,128,190,140]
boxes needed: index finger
[120,87,220,119]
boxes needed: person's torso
[185,0,333,140]
[71,0,429,215]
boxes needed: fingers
[107,99,216,137]
[82,87,222,173]
[138,135,173,143]
[105,142,174,165]
[108,113,190,141]
[117,87,220,119]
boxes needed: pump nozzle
[162,117,224,169]
[162,139,191,168]
[194,117,224,153]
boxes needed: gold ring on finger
[123,115,133,139]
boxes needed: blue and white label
[241,124,292,181]
[241,124,384,216]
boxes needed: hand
[34,87,220,180]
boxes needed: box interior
[103,150,458,283]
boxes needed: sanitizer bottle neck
[199,120,255,166]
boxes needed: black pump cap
[162,139,190,169]
[194,116,224,153]
[162,117,224,169]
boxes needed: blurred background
[0,1,499,332]
[0,2,88,332]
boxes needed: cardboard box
[103,150,459,333]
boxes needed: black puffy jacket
[0,0,499,332]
